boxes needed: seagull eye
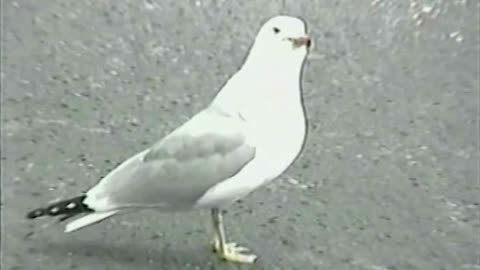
[273,27,280,34]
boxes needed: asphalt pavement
[2,0,479,269]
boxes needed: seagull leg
[210,208,257,264]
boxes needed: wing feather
[85,106,255,211]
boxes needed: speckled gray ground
[2,0,479,269]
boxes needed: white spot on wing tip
[66,202,76,209]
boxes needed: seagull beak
[291,36,312,49]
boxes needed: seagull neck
[240,56,305,101]
[211,60,305,121]
[211,49,307,120]
[241,53,305,79]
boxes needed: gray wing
[85,106,255,210]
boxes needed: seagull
[26,15,311,264]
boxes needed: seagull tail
[26,195,119,233]
[26,195,93,222]
[64,210,118,233]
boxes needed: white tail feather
[65,211,118,233]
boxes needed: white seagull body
[27,15,311,263]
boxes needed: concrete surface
[2,0,479,269]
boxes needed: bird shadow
[40,240,222,270]
[41,240,266,269]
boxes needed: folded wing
[84,106,256,211]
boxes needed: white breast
[195,93,306,208]
[255,105,306,181]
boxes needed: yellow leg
[210,208,257,264]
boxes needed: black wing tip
[26,195,92,220]
[26,208,46,219]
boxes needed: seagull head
[260,16,311,49]
[243,16,311,70]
